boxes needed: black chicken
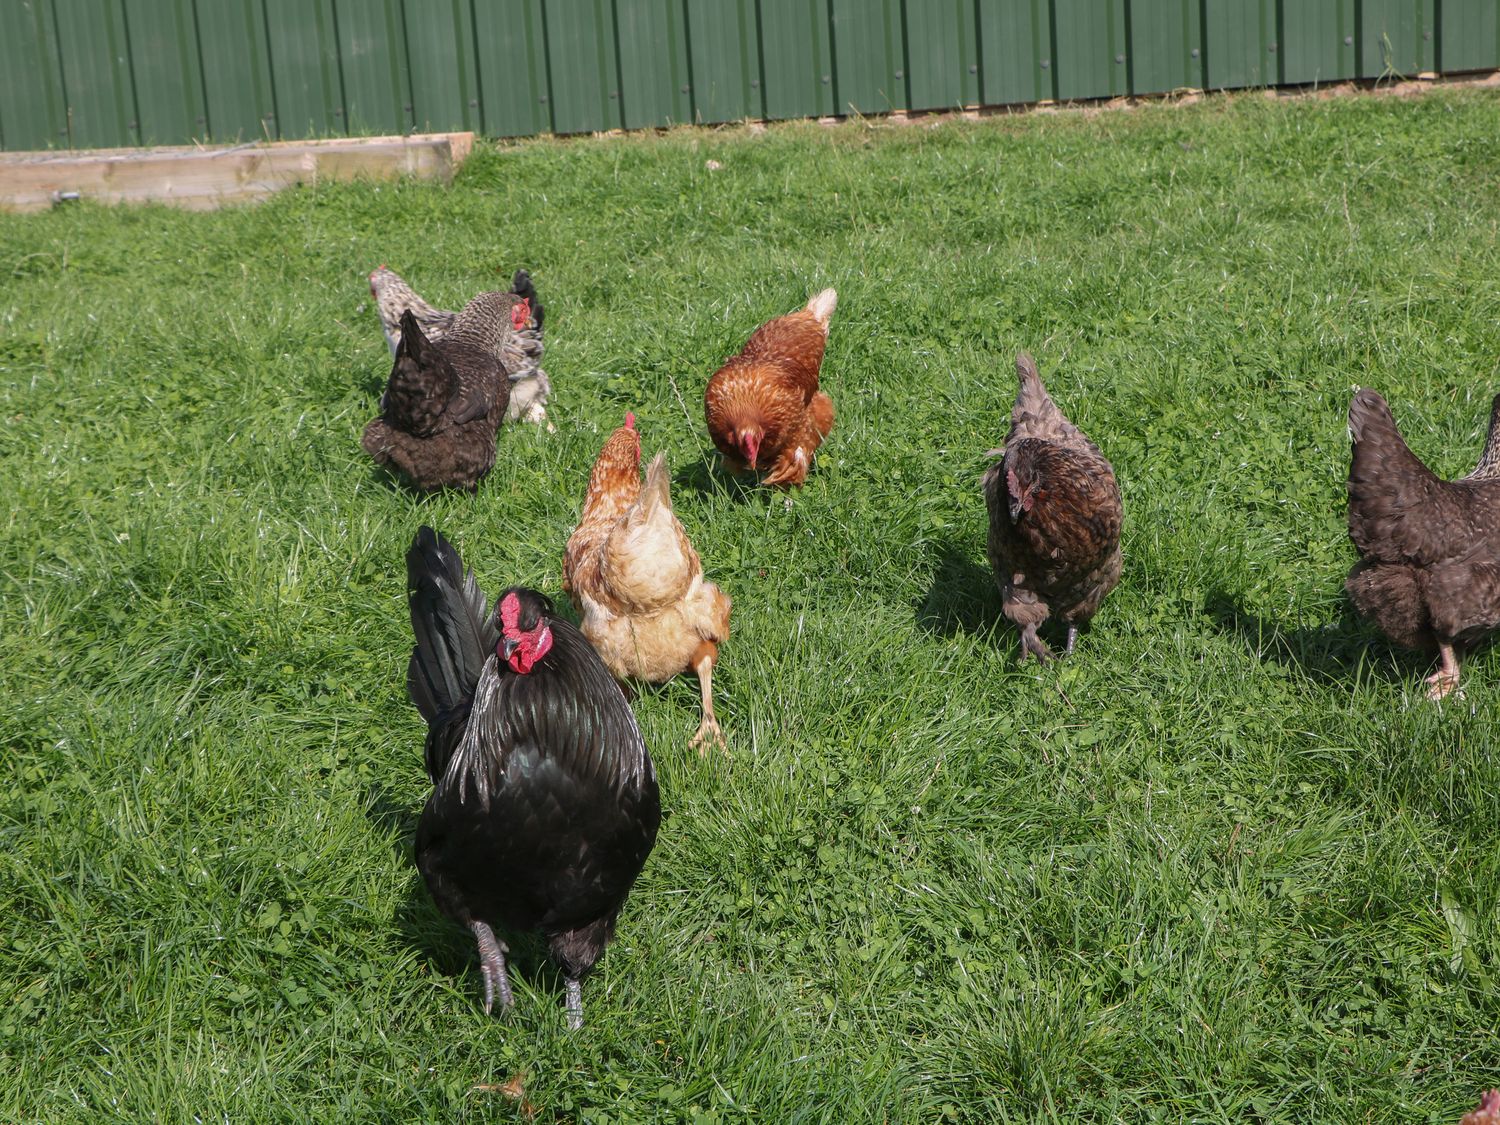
[983,352,1123,661]
[1346,389,1500,699]
[361,290,527,492]
[405,526,660,1028]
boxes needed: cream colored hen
[564,414,732,750]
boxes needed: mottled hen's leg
[1002,582,1053,664]
[1425,641,1462,701]
[564,977,584,1031]
[469,920,514,1015]
[689,647,725,753]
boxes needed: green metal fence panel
[332,0,412,135]
[52,0,138,147]
[685,0,763,122]
[0,1,69,148]
[121,0,208,145]
[830,0,906,114]
[261,0,343,138]
[541,0,623,134]
[1053,0,1128,99]
[1440,0,1500,71]
[473,0,551,136]
[1202,0,1275,88]
[976,0,1052,104]
[194,0,276,142]
[1360,0,1437,75]
[402,0,481,133]
[615,0,694,128]
[904,0,982,111]
[1280,0,1357,84]
[1127,0,1203,94]
[758,0,836,119]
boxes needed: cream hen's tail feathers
[603,453,694,611]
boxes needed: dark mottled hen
[369,265,551,427]
[982,352,1123,662]
[406,527,659,1028]
[361,291,520,491]
[1345,389,1500,699]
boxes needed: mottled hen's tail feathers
[1467,393,1500,481]
[1347,388,1399,444]
[1347,389,1435,482]
[1011,351,1068,432]
[510,269,545,334]
[397,309,431,361]
[805,288,838,330]
[406,526,496,727]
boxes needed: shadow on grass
[914,539,1004,640]
[675,452,770,503]
[1203,588,1427,688]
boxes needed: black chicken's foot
[470,920,514,1015]
[1065,625,1078,656]
[564,977,584,1031]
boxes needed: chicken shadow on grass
[914,539,1005,640]
[1204,588,1436,689]
[673,452,777,503]
[363,782,559,1007]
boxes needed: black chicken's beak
[501,636,519,660]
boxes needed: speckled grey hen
[983,352,1123,662]
[369,265,552,428]
[1345,389,1500,699]
[360,290,524,492]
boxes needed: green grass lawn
[3,88,1499,1123]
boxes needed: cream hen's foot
[1425,643,1462,701]
[689,652,727,754]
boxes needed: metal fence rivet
[404,103,413,112]
[469,99,478,108]
[894,69,903,78]
[750,78,759,88]
[539,95,548,103]
[609,91,617,98]
[1191,47,1200,58]
[1268,42,1277,52]
[968,64,977,74]
[680,84,689,93]
[1423,30,1431,40]
[1040,59,1050,69]
[1344,35,1354,46]
[821,74,830,84]
[1115,54,1124,64]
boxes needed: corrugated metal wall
[1,0,1496,150]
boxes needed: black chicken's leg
[1065,625,1078,656]
[470,920,514,1015]
[565,977,584,1030]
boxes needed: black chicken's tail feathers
[405,526,497,725]
[510,269,545,335]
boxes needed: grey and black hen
[406,526,659,1028]
[369,265,551,428]
[1346,389,1500,699]
[361,291,522,492]
[982,352,1123,662]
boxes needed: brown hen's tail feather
[1347,389,1440,492]
[805,287,837,331]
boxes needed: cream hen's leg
[1425,641,1462,700]
[688,642,725,753]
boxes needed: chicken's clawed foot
[690,716,727,755]
[1018,625,1055,665]
[470,920,514,1016]
[1425,643,1463,701]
